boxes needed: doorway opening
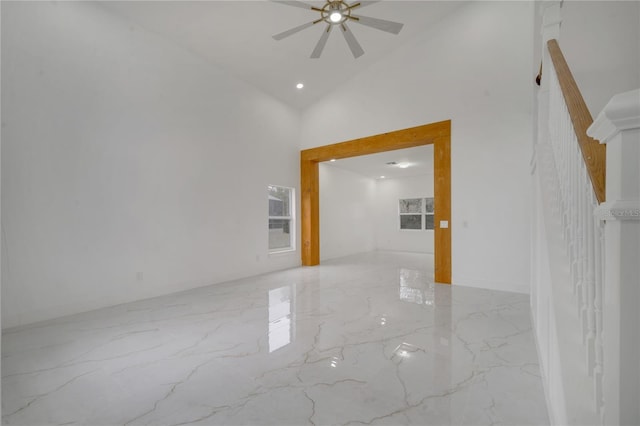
[300,120,451,283]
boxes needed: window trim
[398,197,435,231]
[268,185,296,254]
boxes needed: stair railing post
[588,89,640,426]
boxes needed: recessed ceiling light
[379,175,385,179]
[330,159,336,162]
[296,83,304,89]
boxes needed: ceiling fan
[272,0,404,59]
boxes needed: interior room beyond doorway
[319,145,435,263]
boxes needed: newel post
[588,89,640,426]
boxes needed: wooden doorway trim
[300,120,451,284]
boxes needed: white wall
[374,175,434,254]
[0,2,3,411]
[319,164,375,261]
[559,1,640,117]
[301,1,534,294]
[1,1,301,328]
[319,166,434,260]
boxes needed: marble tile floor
[2,251,549,425]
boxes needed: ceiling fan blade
[348,1,381,10]
[311,25,333,58]
[272,1,321,11]
[273,20,318,40]
[349,14,404,34]
[340,24,364,58]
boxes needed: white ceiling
[97,1,466,109]
[324,145,433,179]
[97,1,449,175]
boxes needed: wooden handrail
[547,39,606,203]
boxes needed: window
[399,197,435,230]
[268,185,295,252]
[424,197,435,230]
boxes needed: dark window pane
[425,214,434,230]
[425,197,434,213]
[269,197,285,216]
[268,186,291,216]
[399,198,422,213]
[400,215,422,230]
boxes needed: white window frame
[268,185,296,253]
[398,197,435,231]
[399,198,424,231]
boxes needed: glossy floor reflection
[2,251,549,425]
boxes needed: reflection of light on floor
[392,342,420,360]
[399,285,424,304]
[380,316,387,326]
[268,285,296,353]
[329,356,340,368]
[399,268,435,306]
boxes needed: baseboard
[452,276,529,294]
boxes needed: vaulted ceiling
[98,1,467,109]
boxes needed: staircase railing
[545,37,605,416]
[534,6,640,424]
[547,39,606,204]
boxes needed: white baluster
[593,212,604,416]
[574,147,582,301]
[585,181,596,374]
[579,160,588,343]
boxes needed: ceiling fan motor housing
[322,1,351,25]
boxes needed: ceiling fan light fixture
[329,11,343,23]
[324,1,349,25]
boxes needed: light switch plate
[440,220,449,229]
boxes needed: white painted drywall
[374,175,434,254]
[319,165,434,259]
[0,2,3,410]
[559,1,640,117]
[319,163,375,261]
[301,1,534,294]
[1,2,301,328]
